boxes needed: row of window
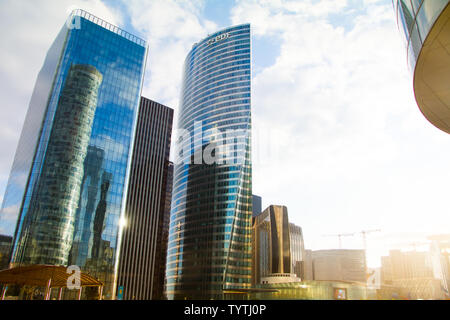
[182,70,250,103]
[182,104,251,132]
[183,53,250,93]
[395,0,449,69]
[186,37,250,75]
[183,84,250,115]
[185,42,251,82]
[183,79,250,111]
[188,27,250,63]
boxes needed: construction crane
[323,229,381,253]
[356,229,381,251]
[323,233,355,249]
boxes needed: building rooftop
[70,9,147,47]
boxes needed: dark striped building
[117,97,173,300]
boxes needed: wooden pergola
[0,265,104,300]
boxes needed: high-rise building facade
[381,250,434,284]
[253,205,291,286]
[165,24,252,300]
[252,195,262,217]
[252,205,305,285]
[158,162,174,297]
[117,97,173,300]
[303,249,314,280]
[393,0,450,133]
[311,250,367,283]
[0,10,147,299]
[381,248,445,299]
[289,223,306,279]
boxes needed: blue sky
[0,0,449,268]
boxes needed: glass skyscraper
[165,24,252,299]
[0,10,147,299]
[393,0,450,133]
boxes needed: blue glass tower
[0,10,147,299]
[165,24,252,299]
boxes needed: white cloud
[119,0,219,162]
[123,0,217,111]
[231,0,450,266]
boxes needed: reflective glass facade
[165,24,252,300]
[0,10,147,299]
[393,1,450,133]
[252,206,299,285]
[393,0,449,70]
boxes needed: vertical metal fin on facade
[117,97,173,300]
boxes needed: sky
[0,0,449,268]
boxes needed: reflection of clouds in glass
[3,172,29,195]
[90,135,128,160]
[0,204,20,221]
[101,62,140,110]
[11,172,28,188]
[116,75,139,106]
[0,204,20,236]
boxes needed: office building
[311,250,367,283]
[303,249,314,280]
[253,205,291,285]
[252,195,262,217]
[393,0,450,133]
[381,248,446,299]
[116,98,174,300]
[381,250,434,284]
[0,10,147,299]
[165,24,252,299]
[158,162,174,298]
[289,223,306,279]
[252,205,305,285]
